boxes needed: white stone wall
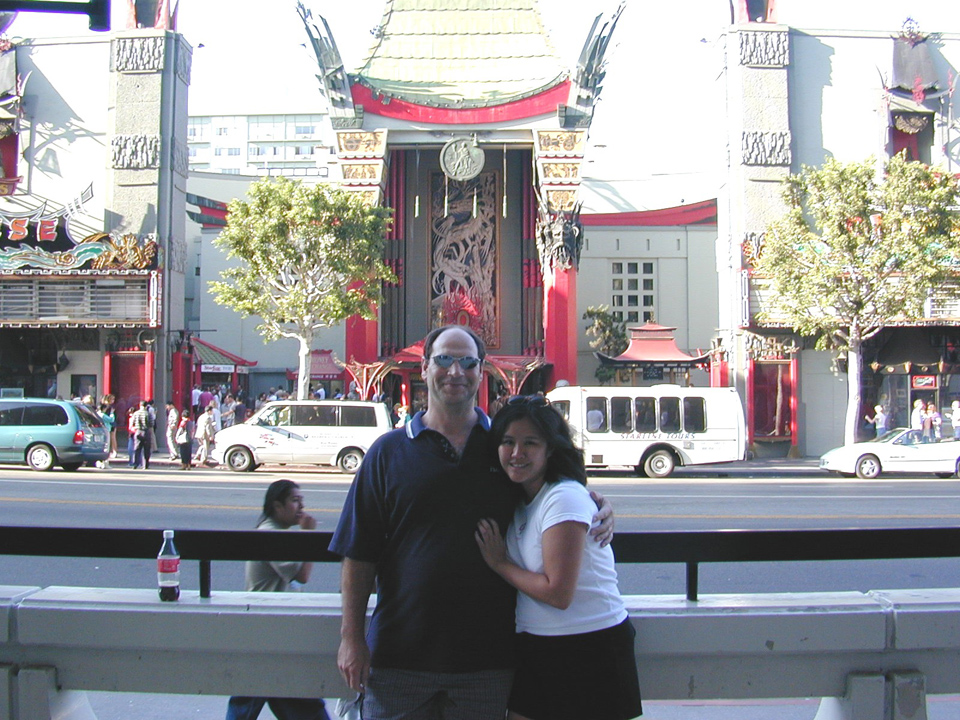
[577,224,718,385]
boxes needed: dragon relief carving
[82,232,158,269]
[536,194,583,273]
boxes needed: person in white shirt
[476,395,641,720]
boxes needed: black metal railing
[3,525,960,601]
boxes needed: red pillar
[144,350,155,401]
[102,353,113,397]
[789,355,800,456]
[345,281,379,363]
[745,358,755,449]
[543,266,578,389]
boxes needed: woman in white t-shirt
[476,395,642,720]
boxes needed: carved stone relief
[112,134,162,169]
[171,139,189,178]
[114,37,165,73]
[742,131,792,166]
[176,41,192,85]
[168,235,188,275]
[739,31,789,67]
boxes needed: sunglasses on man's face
[431,354,482,370]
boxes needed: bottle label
[158,558,180,573]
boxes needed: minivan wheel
[26,444,56,472]
[338,448,364,474]
[225,446,255,472]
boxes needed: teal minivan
[0,398,110,471]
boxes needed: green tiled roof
[353,0,567,108]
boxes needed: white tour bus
[546,385,746,477]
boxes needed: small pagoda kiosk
[596,323,711,386]
[299,1,621,407]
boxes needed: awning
[286,349,344,381]
[192,337,258,373]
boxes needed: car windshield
[872,428,904,443]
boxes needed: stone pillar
[107,29,190,405]
[720,26,793,450]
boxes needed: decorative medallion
[440,137,485,181]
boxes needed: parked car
[211,399,392,473]
[0,398,110,471]
[819,428,960,479]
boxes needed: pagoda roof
[597,323,711,367]
[352,0,568,110]
[192,338,258,368]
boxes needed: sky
[5,0,956,210]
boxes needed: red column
[102,353,113,397]
[543,266,578,388]
[144,350,155,401]
[745,358,755,449]
[789,355,800,455]
[345,281,379,363]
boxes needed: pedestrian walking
[194,405,216,465]
[166,400,180,461]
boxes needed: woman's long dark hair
[489,396,586,485]
[259,479,300,525]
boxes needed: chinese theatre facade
[301,1,621,407]
[0,7,189,425]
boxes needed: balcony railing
[3,525,960,601]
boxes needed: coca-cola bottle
[157,529,180,601]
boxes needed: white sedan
[820,428,960,479]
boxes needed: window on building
[611,260,656,324]
[294,145,315,156]
[295,125,315,135]
[223,168,240,174]
[249,146,263,156]
[214,148,223,156]
[227,148,241,156]
[188,147,197,157]
[215,127,229,136]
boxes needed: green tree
[583,305,627,384]
[209,177,394,400]
[754,155,960,445]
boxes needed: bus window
[659,397,680,432]
[635,397,656,432]
[683,397,706,433]
[551,400,570,422]
[585,397,608,432]
[610,397,632,433]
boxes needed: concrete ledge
[1,586,959,703]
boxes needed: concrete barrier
[2,584,959,719]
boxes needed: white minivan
[211,400,392,473]
[546,385,746,477]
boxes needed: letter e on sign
[39,219,57,241]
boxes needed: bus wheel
[644,450,675,478]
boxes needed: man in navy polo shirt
[330,325,613,720]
